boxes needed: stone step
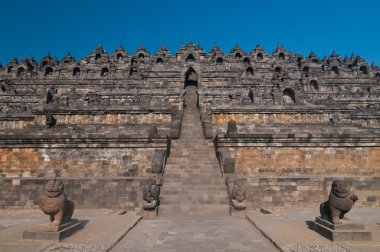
[163,177,224,183]
[158,204,230,217]
[167,153,216,156]
[163,172,222,178]
[163,173,222,179]
[160,186,227,192]
[166,162,218,165]
[164,167,219,171]
[160,194,228,203]
[165,164,219,169]
[163,179,223,184]
[161,192,226,197]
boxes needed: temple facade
[0,42,379,211]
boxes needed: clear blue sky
[0,0,379,65]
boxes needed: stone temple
[0,42,379,214]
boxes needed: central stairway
[159,86,230,217]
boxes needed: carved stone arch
[185,53,196,62]
[116,53,124,61]
[234,52,242,59]
[17,67,25,77]
[282,88,296,104]
[246,67,254,76]
[45,67,54,77]
[73,67,81,77]
[331,66,339,76]
[216,57,224,64]
[7,66,14,74]
[156,58,164,64]
[309,80,319,91]
[95,53,102,62]
[181,64,201,88]
[131,57,138,65]
[138,53,145,59]
[375,72,380,79]
[100,67,109,77]
[302,66,310,74]
[274,66,282,73]
[359,65,368,75]
[243,57,250,65]
[278,52,285,60]
[184,67,198,87]
[257,53,264,61]
[129,67,138,76]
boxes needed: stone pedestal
[314,217,372,241]
[23,219,83,241]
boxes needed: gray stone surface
[23,220,83,241]
[111,217,279,252]
[0,209,142,252]
[159,87,230,217]
[246,207,380,252]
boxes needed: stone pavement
[246,207,380,252]
[0,207,379,252]
[0,209,142,252]
[111,216,279,252]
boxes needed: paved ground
[0,209,142,252]
[111,216,278,252]
[246,207,380,252]
[0,207,379,252]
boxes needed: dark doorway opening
[184,67,198,88]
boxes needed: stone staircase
[158,86,230,217]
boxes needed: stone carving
[46,114,56,128]
[320,180,358,224]
[39,179,75,226]
[230,179,247,210]
[216,148,235,173]
[151,150,166,173]
[143,180,160,210]
[226,119,237,136]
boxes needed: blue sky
[0,0,379,65]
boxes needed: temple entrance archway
[184,67,198,88]
[183,67,199,109]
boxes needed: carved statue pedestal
[314,217,372,241]
[23,219,83,241]
[231,199,247,210]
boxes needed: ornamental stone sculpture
[39,179,75,226]
[320,180,358,225]
[143,180,160,210]
[230,180,247,210]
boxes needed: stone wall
[0,147,160,178]
[229,146,380,176]
[230,176,380,209]
[0,119,34,130]
[212,113,328,124]
[34,113,172,126]
[0,177,158,211]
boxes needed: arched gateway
[184,67,199,109]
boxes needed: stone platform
[23,219,83,241]
[314,217,372,241]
